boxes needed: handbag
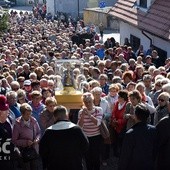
[100,119,110,139]
[19,126,38,162]
[21,146,38,162]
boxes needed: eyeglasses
[158,98,165,102]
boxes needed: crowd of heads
[0,9,169,124]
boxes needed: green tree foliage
[0,12,9,33]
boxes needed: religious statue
[63,68,74,87]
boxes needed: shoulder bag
[100,119,110,139]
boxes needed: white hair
[154,75,164,82]
[162,83,170,94]
[91,86,102,94]
[148,65,156,74]
[135,82,145,90]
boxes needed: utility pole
[77,0,79,20]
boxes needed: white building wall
[150,35,170,58]
[46,0,87,17]
[38,0,43,3]
[120,21,170,58]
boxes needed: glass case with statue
[55,59,84,109]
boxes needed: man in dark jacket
[118,103,157,170]
[39,105,89,170]
[0,95,15,170]
[156,101,170,170]
[71,31,79,46]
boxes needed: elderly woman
[133,65,144,82]
[40,97,57,132]
[125,90,156,129]
[104,83,119,112]
[10,81,20,92]
[99,74,109,95]
[148,79,162,106]
[91,87,111,120]
[126,82,136,92]
[17,89,28,104]
[78,92,103,170]
[12,103,41,170]
[136,82,156,124]
[28,91,45,129]
[162,83,170,94]
[124,90,143,130]
[110,90,129,157]
[136,82,154,107]
[154,92,170,125]
[41,88,53,104]
[91,86,111,166]
[6,91,21,119]
[122,71,133,88]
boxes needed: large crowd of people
[0,8,170,170]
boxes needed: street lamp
[77,0,79,19]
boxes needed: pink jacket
[12,116,41,152]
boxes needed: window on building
[140,0,147,8]
[130,35,140,52]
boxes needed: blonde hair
[45,97,57,106]
[17,89,26,98]
[82,92,94,102]
[158,92,170,102]
[31,90,42,99]
[20,103,32,114]
[89,80,100,89]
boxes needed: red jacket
[111,101,127,133]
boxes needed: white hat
[24,80,31,86]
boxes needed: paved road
[10,5,32,12]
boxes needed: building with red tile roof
[109,0,170,59]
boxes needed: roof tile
[109,0,170,40]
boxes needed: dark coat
[39,120,89,170]
[71,34,79,45]
[0,118,14,170]
[156,115,170,170]
[118,122,157,170]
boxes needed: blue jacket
[96,48,105,60]
[28,101,45,129]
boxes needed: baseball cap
[24,80,31,86]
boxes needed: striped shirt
[78,106,103,137]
